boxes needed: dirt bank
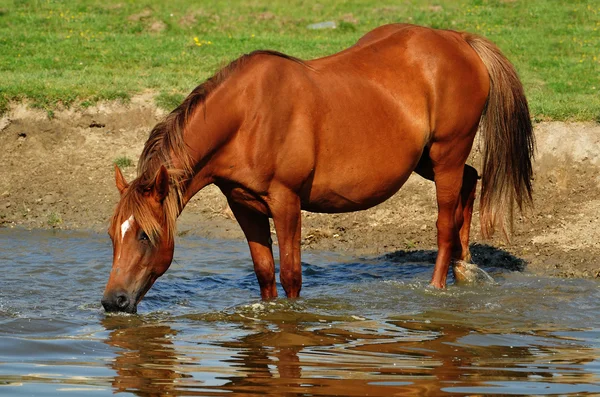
[1,98,599,279]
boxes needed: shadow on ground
[382,243,527,272]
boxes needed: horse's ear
[115,165,129,195]
[153,165,169,203]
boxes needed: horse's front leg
[227,199,278,299]
[269,189,302,298]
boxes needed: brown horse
[101,24,534,313]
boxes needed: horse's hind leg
[430,165,465,288]
[415,148,477,288]
[452,165,482,284]
[456,165,478,263]
[227,200,278,299]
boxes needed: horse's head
[102,165,176,313]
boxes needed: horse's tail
[463,32,535,239]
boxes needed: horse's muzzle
[101,291,137,314]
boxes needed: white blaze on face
[121,215,134,243]
[118,215,135,260]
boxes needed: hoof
[453,260,494,285]
[428,281,446,289]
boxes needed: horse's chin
[105,305,138,315]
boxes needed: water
[1,229,599,396]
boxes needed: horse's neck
[178,82,242,207]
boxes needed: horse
[101,24,534,313]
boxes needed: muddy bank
[1,99,599,279]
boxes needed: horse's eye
[139,231,149,242]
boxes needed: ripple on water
[1,229,600,396]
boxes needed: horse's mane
[111,50,306,245]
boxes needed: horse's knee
[253,259,275,285]
[252,259,277,299]
[280,268,302,298]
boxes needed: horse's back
[309,23,490,129]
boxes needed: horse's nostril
[101,292,132,312]
[115,293,129,309]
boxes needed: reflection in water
[2,230,599,396]
[103,316,190,396]
[218,323,306,395]
[102,314,600,396]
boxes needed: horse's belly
[300,118,426,213]
[301,170,413,213]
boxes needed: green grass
[47,212,62,228]
[114,156,133,169]
[0,0,598,120]
[154,91,186,111]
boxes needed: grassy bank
[0,0,598,120]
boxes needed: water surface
[1,229,599,396]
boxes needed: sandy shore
[1,98,599,279]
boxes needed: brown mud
[1,97,599,279]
